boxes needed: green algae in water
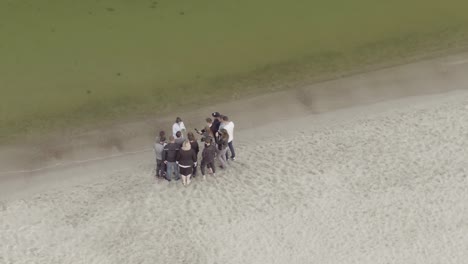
[1,0,468,141]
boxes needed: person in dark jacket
[162,135,180,181]
[201,137,217,180]
[211,112,222,143]
[187,132,199,177]
[176,140,197,186]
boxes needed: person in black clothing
[176,140,197,186]
[187,132,199,177]
[201,137,217,180]
[162,135,180,181]
[211,112,222,143]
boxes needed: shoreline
[2,50,468,196]
[3,28,468,145]
[2,50,468,174]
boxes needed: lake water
[1,0,468,140]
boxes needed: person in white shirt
[220,115,235,161]
[172,117,186,137]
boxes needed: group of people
[153,112,236,186]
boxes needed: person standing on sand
[217,129,229,169]
[172,117,186,137]
[205,117,213,131]
[211,112,222,143]
[221,115,236,161]
[176,140,198,186]
[175,131,185,147]
[195,118,213,136]
[196,124,214,143]
[162,135,180,181]
[154,136,166,178]
[187,132,199,177]
[200,137,217,180]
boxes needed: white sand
[1,55,468,263]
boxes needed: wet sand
[1,51,468,184]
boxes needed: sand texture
[1,89,468,263]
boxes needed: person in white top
[220,115,235,160]
[172,117,186,137]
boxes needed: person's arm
[162,147,167,163]
[180,121,186,131]
[202,148,207,160]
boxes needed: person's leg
[218,149,223,167]
[209,161,216,175]
[166,162,173,181]
[175,163,180,180]
[228,141,236,159]
[218,148,227,168]
[161,162,167,179]
[200,160,208,180]
[192,164,197,177]
[214,146,219,159]
[187,174,192,185]
[225,146,229,160]
[200,161,206,175]
[182,175,187,186]
[156,159,162,177]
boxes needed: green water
[2,0,468,141]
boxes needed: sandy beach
[1,54,468,263]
